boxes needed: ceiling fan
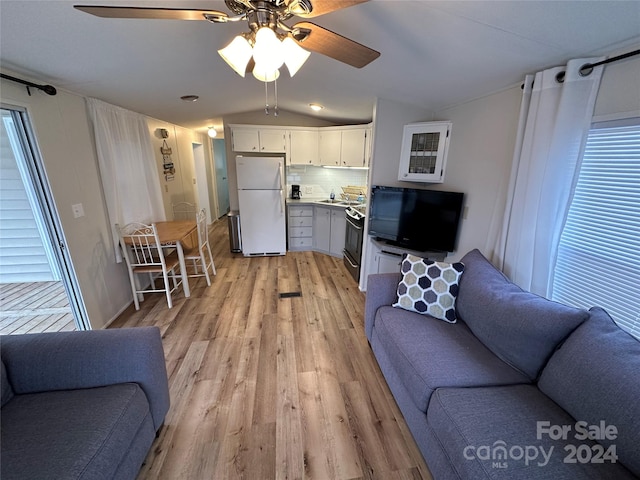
[74,0,380,81]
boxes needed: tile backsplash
[286,165,369,199]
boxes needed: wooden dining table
[154,220,198,298]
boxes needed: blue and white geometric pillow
[393,254,465,323]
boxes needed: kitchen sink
[317,199,346,205]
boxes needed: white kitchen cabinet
[231,128,260,152]
[340,128,367,167]
[288,129,319,165]
[318,129,342,166]
[231,126,286,153]
[318,127,368,167]
[398,121,451,183]
[259,129,287,152]
[314,206,346,257]
[329,208,346,256]
[288,205,314,250]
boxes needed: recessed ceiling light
[180,95,199,102]
[309,103,324,111]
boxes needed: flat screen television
[368,185,464,253]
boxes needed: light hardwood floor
[110,219,432,480]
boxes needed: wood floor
[110,219,432,480]
[0,281,75,334]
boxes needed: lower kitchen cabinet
[314,206,346,257]
[288,205,313,251]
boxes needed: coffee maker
[291,184,301,199]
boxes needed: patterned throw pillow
[393,254,465,323]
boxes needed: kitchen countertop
[286,198,356,208]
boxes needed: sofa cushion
[1,383,155,480]
[373,305,530,413]
[428,384,637,479]
[456,249,588,380]
[393,254,465,323]
[538,307,640,477]
[1,360,13,407]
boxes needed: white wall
[146,118,215,222]
[0,75,131,329]
[593,53,640,120]
[359,98,433,289]
[434,86,523,262]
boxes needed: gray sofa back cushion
[1,360,13,407]
[456,249,588,380]
[538,307,640,477]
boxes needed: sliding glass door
[0,106,89,333]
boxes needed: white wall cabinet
[319,127,368,167]
[340,128,367,167]
[231,127,286,153]
[398,121,451,183]
[318,129,342,166]
[288,129,319,165]
[313,206,346,257]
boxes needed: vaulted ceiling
[1,1,639,133]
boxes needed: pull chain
[264,80,269,115]
[274,76,278,117]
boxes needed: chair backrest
[116,222,166,269]
[195,208,209,249]
[172,202,196,221]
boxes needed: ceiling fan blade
[292,21,379,68]
[290,0,370,18]
[73,5,229,22]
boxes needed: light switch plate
[72,203,85,218]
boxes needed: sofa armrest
[364,273,401,341]
[0,327,169,431]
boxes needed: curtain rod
[580,48,640,75]
[0,73,57,96]
[522,48,640,89]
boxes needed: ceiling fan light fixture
[252,64,280,83]
[282,36,310,77]
[252,27,285,72]
[218,35,253,77]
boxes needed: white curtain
[86,98,165,261]
[494,58,604,296]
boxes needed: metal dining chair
[116,222,182,310]
[182,209,216,286]
[172,201,197,221]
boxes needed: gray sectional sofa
[1,326,170,480]
[365,249,640,479]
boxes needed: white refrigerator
[236,156,287,256]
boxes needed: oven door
[344,211,363,263]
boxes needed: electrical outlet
[72,203,85,218]
[304,186,313,194]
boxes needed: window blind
[552,122,640,339]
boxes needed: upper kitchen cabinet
[230,125,287,153]
[318,129,342,166]
[398,121,451,183]
[319,126,368,167]
[288,129,319,165]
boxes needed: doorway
[0,106,89,333]
[213,138,230,219]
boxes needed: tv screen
[368,186,464,253]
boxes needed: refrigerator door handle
[279,160,284,214]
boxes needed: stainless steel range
[343,206,365,282]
